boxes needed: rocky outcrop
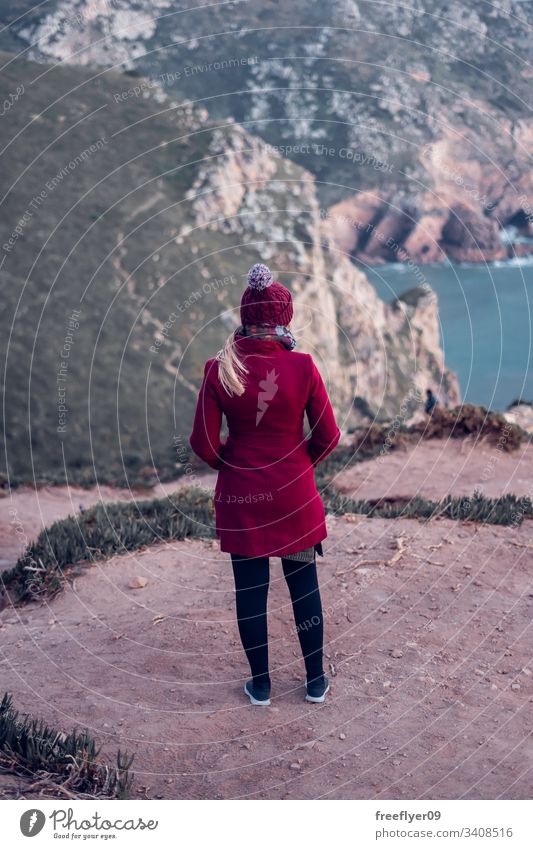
[503,403,533,435]
[328,126,533,265]
[183,122,460,420]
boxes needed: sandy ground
[0,441,532,800]
[0,473,217,568]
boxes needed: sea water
[362,258,533,412]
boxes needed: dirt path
[1,512,532,799]
[1,441,532,799]
[0,473,217,569]
[334,438,533,502]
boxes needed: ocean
[362,258,533,412]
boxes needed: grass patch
[322,485,533,526]
[0,693,133,799]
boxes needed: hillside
[1,0,532,263]
[0,54,459,485]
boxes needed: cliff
[183,121,460,419]
[328,123,533,265]
[0,54,458,484]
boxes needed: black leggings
[230,553,325,687]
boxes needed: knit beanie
[240,263,294,326]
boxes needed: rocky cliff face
[183,122,461,420]
[328,124,533,265]
[2,0,531,266]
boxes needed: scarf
[235,322,297,350]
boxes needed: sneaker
[305,674,330,703]
[244,679,271,706]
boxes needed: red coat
[189,335,341,557]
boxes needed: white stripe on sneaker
[244,682,271,706]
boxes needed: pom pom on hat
[240,265,293,326]
[247,263,273,290]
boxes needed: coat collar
[234,335,287,352]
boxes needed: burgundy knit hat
[240,264,293,326]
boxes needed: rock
[441,205,506,263]
[364,209,416,262]
[504,404,533,435]
[403,213,448,263]
[129,576,148,589]
[328,136,533,267]
[390,648,404,659]
[327,192,385,255]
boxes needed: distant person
[425,388,438,415]
[189,263,341,706]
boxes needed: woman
[189,264,341,706]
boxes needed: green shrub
[0,693,133,798]
[322,485,533,525]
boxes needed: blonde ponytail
[216,329,249,396]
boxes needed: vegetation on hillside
[0,53,310,486]
[4,1,531,208]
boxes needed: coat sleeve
[189,359,226,470]
[305,355,341,466]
